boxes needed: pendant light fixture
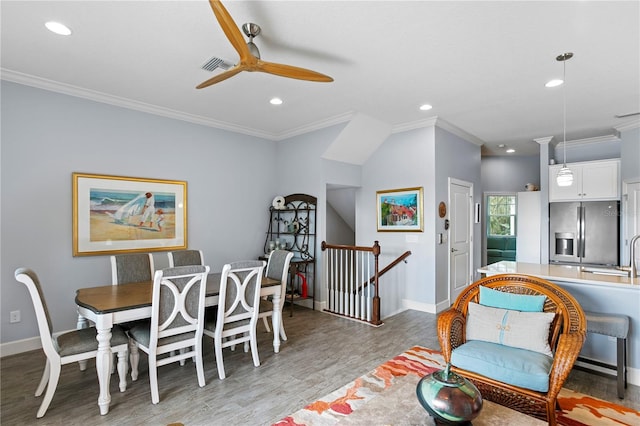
[556,52,574,187]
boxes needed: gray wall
[557,140,621,164]
[1,81,277,344]
[326,202,355,246]
[356,125,482,315]
[434,127,483,296]
[481,155,540,193]
[358,127,434,316]
[620,127,640,182]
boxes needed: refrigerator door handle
[579,206,586,258]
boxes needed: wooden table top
[75,273,279,314]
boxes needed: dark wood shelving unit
[263,193,316,315]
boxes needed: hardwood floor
[1,306,638,425]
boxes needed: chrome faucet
[631,234,640,278]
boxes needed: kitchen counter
[478,261,639,288]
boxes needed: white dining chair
[167,249,206,364]
[203,260,266,380]
[128,265,209,404]
[258,250,294,341]
[15,267,129,418]
[168,249,204,267]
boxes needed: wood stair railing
[321,241,411,326]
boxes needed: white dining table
[75,272,281,415]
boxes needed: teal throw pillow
[479,285,545,312]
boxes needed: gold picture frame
[376,187,424,232]
[73,172,187,256]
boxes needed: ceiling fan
[197,0,333,89]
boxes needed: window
[486,195,516,236]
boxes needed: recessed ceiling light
[419,104,433,111]
[45,21,72,36]
[506,148,515,153]
[545,79,563,88]
[270,97,283,105]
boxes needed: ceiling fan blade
[196,66,244,89]
[258,60,333,82]
[209,0,252,60]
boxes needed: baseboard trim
[0,336,42,357]
[403,299,436,313]
[402,299,450,314]
[574,358,640,387]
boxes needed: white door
[622,181,640,266]
[449,179,473,303]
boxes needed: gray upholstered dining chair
[15,267,129,418]
[108,253,156,371]
[111,253,155,285]
[203,260,266,380]
[168,249,204,267]
[258,250,294,341]
[76,253,154,373]
[128,265,210,404]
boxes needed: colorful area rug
[274,346,640,426]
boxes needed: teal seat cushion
[479,285,546,312]
[451,340,553,392]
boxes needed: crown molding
[534,136,554,145]
[1,69,366,142]
[555,134,621,149]
[274,111,355,140]
[614,119,640,132]
[392,116,484,146]
[1,69,284,140]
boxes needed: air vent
[201,56,234,72]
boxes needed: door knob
[451,248,458,252]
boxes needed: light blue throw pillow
[479,285,545,312]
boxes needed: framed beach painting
[73,172,187,256]
[376,187,424,232]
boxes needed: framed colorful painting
[73,172,187,256]
[376,187,424,232]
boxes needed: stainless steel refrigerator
[549,201,619,266]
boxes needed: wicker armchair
[438,274,586,425]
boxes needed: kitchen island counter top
[478,261,638,288]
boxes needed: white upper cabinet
[549,159,620,202]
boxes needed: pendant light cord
[562,57,567,167]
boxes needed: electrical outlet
[10,310,21,323]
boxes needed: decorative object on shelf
[555,52,574,187]
[525,183,539,191]
[267,240,276,254]
[438,201,447,218]
[272,195,286,210]
[376,187,424,232]
[416,363,483,425]
[72,172,187,256]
